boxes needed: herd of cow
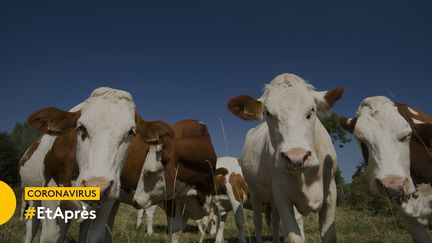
[18,73,432,243]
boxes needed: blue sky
[1,0,431,182]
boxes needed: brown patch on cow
[229,173,249,203]
[396,103,432,126]
[215,168,228,177]
[120,134,150,192]
[19,136,42,166]
[338,116,357,133]
[28,107,81,135]
[43,129,79,186]
[214,168,227,196]
[136,114,174,144]
[324,86,345,108]
[396,103,432,186]
[237,159,242,166]
[227,95,263,121]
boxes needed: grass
[1,195,431,243]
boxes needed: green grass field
[1,198,431,243]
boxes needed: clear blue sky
[1,0,431,182]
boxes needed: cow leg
[215,212,227,243]
[167,205,188,243]
[273,196,302,243]
[250,193,263,243]
[78,219,91,243]
[271,203,280,243]
[402,214,431,243]
[24,200,41,243]
[136,209,144,230]
[104,199,120,242]
[87,199,118,243]
[145,205,157,235]
[318,179,337,243]
[225,180,246,243]
[57,219,71,243]
[293,207,304,242]
[40,199,61,243]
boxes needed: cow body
[227,73,344,243]
[124,119,217,243]
[339,96,432,242]
[20,87,173,243]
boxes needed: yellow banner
[24,187,100,200]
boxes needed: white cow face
[28,88,175,202]
[134,144,167,208]
[339,96,415,200]
[134,144,199,209]
[28,88,136,200]
[228,73,344,171]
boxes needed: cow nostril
[280,152,291,162]
[82,180,86,186]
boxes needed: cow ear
[27,107,81,135]
[313,86,345,116]
[227,95,263,121]
[338,116,356,133]
[135,114,174,144]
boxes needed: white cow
[227,73,344,243]
[339,96,432,242]
[20,87,171,243]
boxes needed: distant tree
[347,161,397,215]
[10,122,40,157]
[0,133,20,185]
[322,113,351,147]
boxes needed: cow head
[134,144,167,208]
[338,96,416,201]
[227,73,344,171]
[28,87,173,200]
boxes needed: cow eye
[306,108,315,120]
[129,127,137,137]
[399,134,411,143]
[76,123,88,140]
[264,110,273,118]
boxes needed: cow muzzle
[280,148,312,170]
[82,177,114,205]
[375,176,410,204]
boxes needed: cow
[19,87,173,243]
[227,73,344,243]
[199,156,252,243]
[338,96,432,242]
[122,119,218,243]
[137,156,253,243]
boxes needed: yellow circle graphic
[0,180,16,225]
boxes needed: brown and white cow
[227,73,344,243]
[198,156,252,243]
[122,119,217,243]
[19,87,173,243]
[137,156,252,243]
[339,96,432,242]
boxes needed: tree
[322,113,351,147]
[10,123,40,157]
[346,161,398,215]
[0,133,20,185]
